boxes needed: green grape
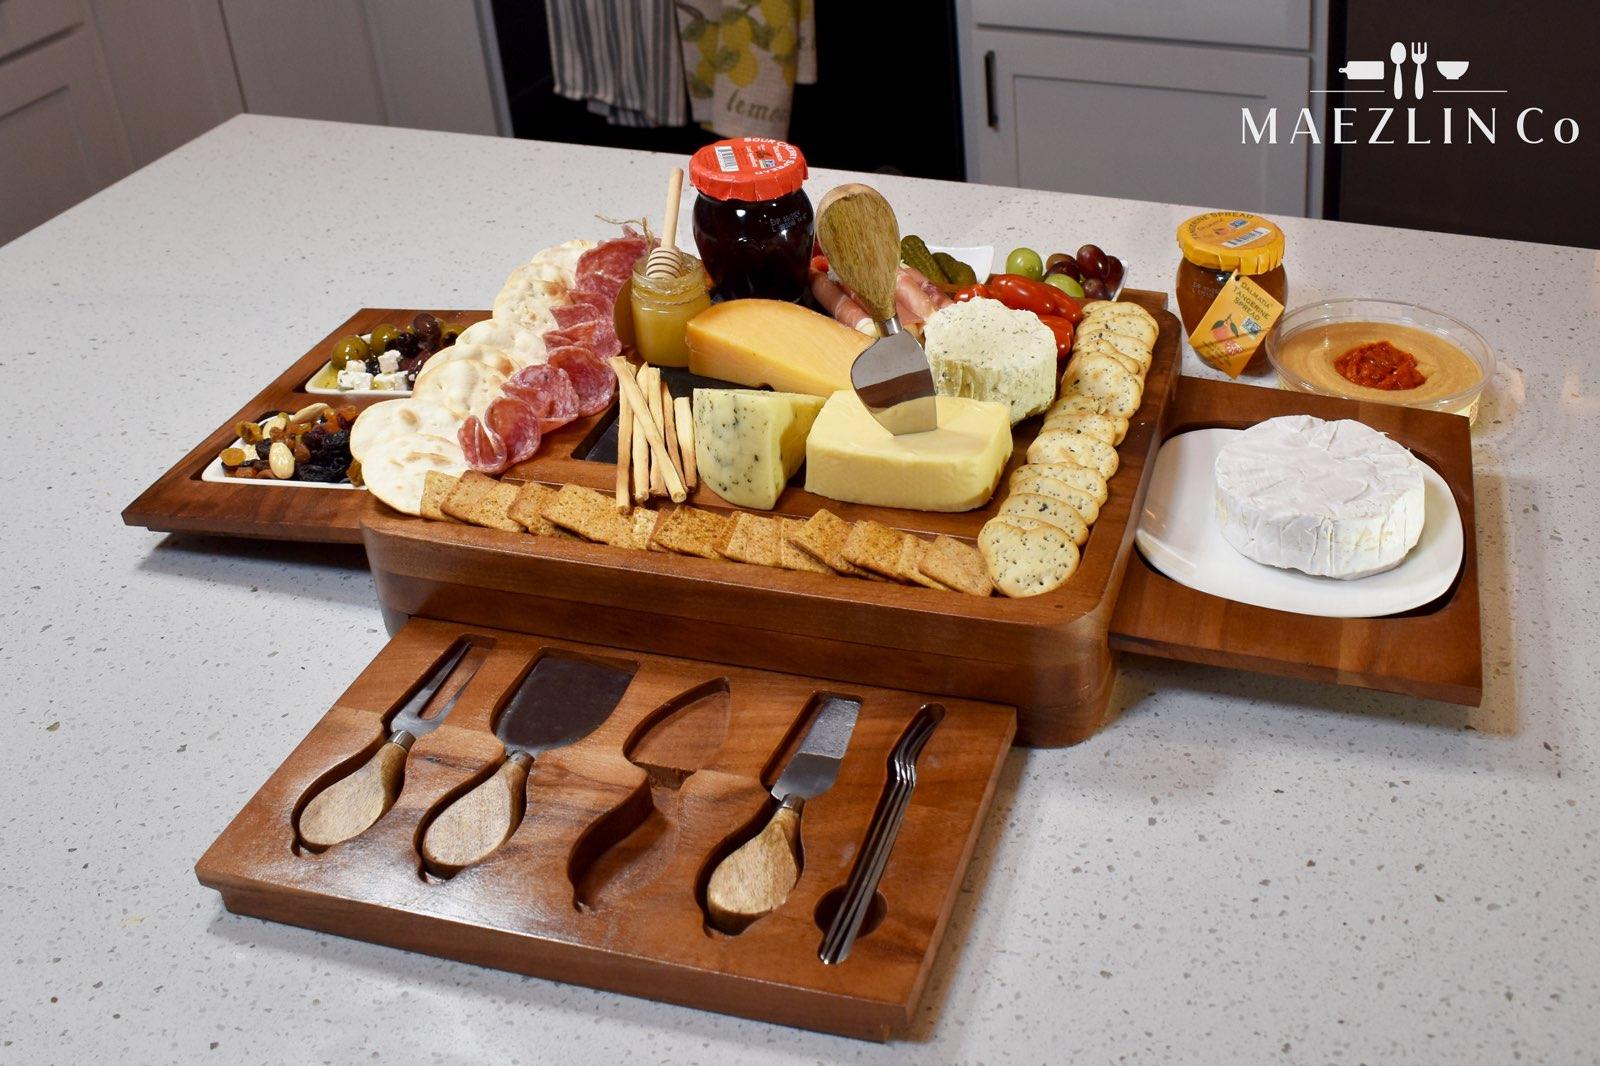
[1005,247,1044,279]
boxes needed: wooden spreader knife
[421,655,636,876]
[297,640,480,850]
[705,695,861,933]
[816,183,938,436]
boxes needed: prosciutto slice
[548,346,616,416]
[503,364,581,432]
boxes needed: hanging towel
[546,0,688,128]
[676,0,816,139]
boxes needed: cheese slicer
[297,639,481,850]
[816,183,938,435]
[420,654,636,876]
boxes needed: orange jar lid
[689,138,808,202]
[1177,211,1286,274]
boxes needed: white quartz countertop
[2,115,1596,1063]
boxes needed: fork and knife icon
[1338,42,1458,99]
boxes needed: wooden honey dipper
[643,167,687,280]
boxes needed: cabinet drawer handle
[984,50,998,128]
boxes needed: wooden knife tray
[196,617,1015,1041]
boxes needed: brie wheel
[1213,415,1425,579]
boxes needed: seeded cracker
[506,481,558,535]
[843,520,916,582]
[420,471,461,522]
[918,535,993,596]
[650,506,730,559]
[719,513,782,567]
[778,518,833,574]
[442,471,523,532]
[790,510,869,576]
[544,483,638,547]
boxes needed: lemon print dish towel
[677,0,817,139]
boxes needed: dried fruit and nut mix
[219,403,362,485]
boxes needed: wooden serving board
[1108,377,1482,705]
[360,291,1181,748]
[196,618,1015,1041]
[122,309,496,544]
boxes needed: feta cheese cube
[372,371,408,391]
[377,351,400,374]
[337,366,374,391]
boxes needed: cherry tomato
[989,273,1084,323]
[953,283,992,302]
[1037,313,1075,363]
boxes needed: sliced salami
[552,302,604,330]
[548,346,616,416]
[460,415,509,474]
[575,233,650,301]
[565,290,612,314]
[484,395,544,467]
[503,364,581,432]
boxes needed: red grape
[1046,252,1076,275]
[1102,255,1125,292]
[1076,244,1106,280]
[1082,277,1108,299]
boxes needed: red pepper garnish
[953,283,991,302]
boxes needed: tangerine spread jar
[689,137,814,303]
[1175,211,1289,336]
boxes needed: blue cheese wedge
[922,297,1056,424]
[692,389,826,510]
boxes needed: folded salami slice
[574,233,649,301]
[548,346,616,416]
[552,302,604,330]
[485,395,545,467]
[460,415,510,474]
[503,364,581,432]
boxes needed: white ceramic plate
[926,244,993,282]
[200,438,360,490]
[305,360,413,397]
[1134,427,1463,618]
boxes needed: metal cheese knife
[816,183,938,436]
[297,640,481,850]
[705,695,861,933]
[421,654,636,876]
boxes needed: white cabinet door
[967,29,1312,215]
[0,22,132,244]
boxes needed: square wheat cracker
[544,483,638,547]
[720,513,783,567]
[420,471,461,522]
[918,535,993,596]
[790,509,869,576]
[650,506,730,559]
[442,471,523,532]
[778,518,833,573]
[843,520,917,582]
[506,481,559,535]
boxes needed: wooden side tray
[123,309,493,544]
[1108,377,1482,705]
[196,618,1015,1041]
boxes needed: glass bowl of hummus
[1266,299,1493,421]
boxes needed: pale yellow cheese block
[805,391,1012,512]
[687,299,871,397]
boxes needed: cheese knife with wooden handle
[704,695,861,933]
[297,640,480,850]
[815,183,938,436]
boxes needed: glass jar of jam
[1175,211,1289,336]
[689,137,814,303]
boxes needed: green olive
[368,324,402,354]
[330,335,371,370]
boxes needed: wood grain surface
[195,619,1016,1041]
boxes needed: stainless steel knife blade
[771,695,861,803]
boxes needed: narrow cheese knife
[704,695,861,933]
[420,654,636,876]
[297,639,480,850]
[816,183,938,435]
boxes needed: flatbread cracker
[650,506,730,559]
[442,471,523,532]
[420,470,460,522]
[917,535,992,596]
[778,518,833,574]
[544,483,638,547]
[790,510,869,577]
[507,481,558,535]
[720,513,782,567]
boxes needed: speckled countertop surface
[2,115,1596,1063]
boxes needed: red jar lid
[689,138,808,202]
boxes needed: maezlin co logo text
[1243,41,1580,145]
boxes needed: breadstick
[630,373,650,503]
[643,366,667,497]
[660,377,685,486]
[674,395,697,489]
[614,387,632,513]
[608,357,686,502]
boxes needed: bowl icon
[1436,60,1469,80]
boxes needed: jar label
[1188,271,1285,378]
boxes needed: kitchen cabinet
[960,3,1327,216]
